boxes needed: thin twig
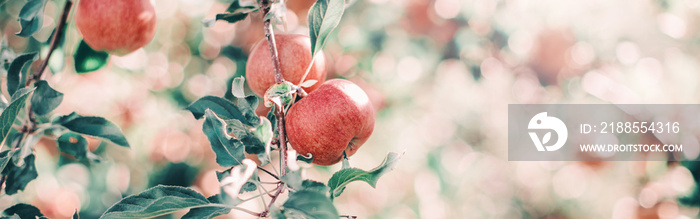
[257,166,280,180]
[239,185,277,203]
[22,0,73,133]
[275,107,287,177]
[255,0,291,217]
[259,0,284,84]
[28,0,72,86]
[262,184,285,216]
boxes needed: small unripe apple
[75,0,157,56]
[286,79,375,166]
[246,34,326,97]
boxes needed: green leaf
[52,112,80,124]
[202,109,245,167]
[327,152,401,199]
[263,82,295,110]
[7,53,37,96]
[226,115,272,155]
[266,104,278,137]
[57,132,88,159]
[0,88,33,147]
[0,150,13,173]
[341,151,350,169]
[57,115,130,147]
[308,0,345,56]
[16,0,47,37]
[30,80,63,115]
[100,185,212,219]
[3,203,44,219]
[297,153,313,164]
[236,95,260,125]
[186,96,247,123]
[215,12,250,24]
[212,0,258,24]
[231,76,246,98]
[74,40,109,73]
[4,154,38,195]
[299,180,330,195]
[250,117,273,153]
[282,190,338,219]
[182,196,230,219]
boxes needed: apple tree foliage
[0,0,400,218]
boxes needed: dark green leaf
[74,40,109,73]
[7,53,37,96]
[100,185,212,219]
[308,0,345,56]
[202,109,245,167]
[52,112,80,124]
[58,115,130,147]
[327,152,401,198]
[297,153,313,164]
[0,88,33,146]
[213,0,258,24]
[300,180,330,195]
[0,150,13,173]
[226,116,271,155]
[30,80,63,115]
[4,154,38,195]
[266,104,278,138]
[3,203,43,219]
[341,151,350,169]
[16,0,47,37]
[72,210,79,219]
[182,196,231,219]
[215,12,249,24]
[282,190,338,219]
[237,95,260,125]
[270,207,285,219]
[57,132,88,159]
[186,96,247,123]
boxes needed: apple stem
[259,0,285,84]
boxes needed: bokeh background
[2,0,700,218]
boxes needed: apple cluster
[247,34,376,166]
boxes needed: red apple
[246,34,326,97]
[75,0,157,56]
[285,79,375,166]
